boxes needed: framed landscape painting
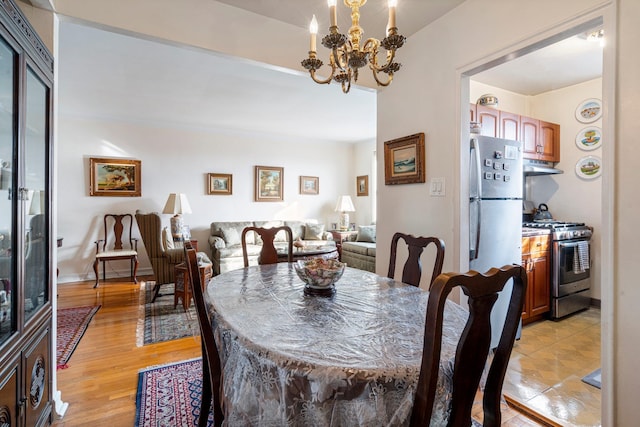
[255,166,284,202]
[356,175,368,196]
[208,173,232,195]
[89,157,141,197]
[384,133,425,185]
[300,176,319,195]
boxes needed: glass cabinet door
[23,67,49,321]
[0,37,16,343]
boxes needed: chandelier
[301,0,406,94]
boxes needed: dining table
[205,263,469,426]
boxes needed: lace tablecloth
[206,264,468,426]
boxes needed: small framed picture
[255,165,284,202]
[356,175,368,196]
[300,176,319,195]
[89,157,141,197]
[384,133,426,185]
[207,173,232,195]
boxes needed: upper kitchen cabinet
[499,111,520,141]
[521,117,560,162]
[0,0,54,426]
[476,104,500,137]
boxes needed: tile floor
[503,308,601,426]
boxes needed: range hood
[523,159,564,176]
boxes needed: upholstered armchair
[135,211,193,302]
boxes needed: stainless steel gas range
[523,220,593,319]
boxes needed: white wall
[56,116,354,282]
[529,78,603,300]
[352,140,376,226]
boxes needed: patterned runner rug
[56,305,100,369]
[135,358,214,427]
[136,282,198,346]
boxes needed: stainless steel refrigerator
[469,135,523,348]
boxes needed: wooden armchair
[410,264,527,427]
[241,226,293,267]
[93,214,139,288]
[387,232,445,288]
[134,211,185,301]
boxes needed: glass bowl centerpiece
[294,258,345,296]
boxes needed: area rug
[136,282,199,346]
[135,358,214,427]
[56,305,100,369]
[582,368,602,389]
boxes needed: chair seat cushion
[97,250,137,258]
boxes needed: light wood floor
[52,277,546,426]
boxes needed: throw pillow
[220,226,242,246]
[356,225,376,243]
[304,223,325,241]
[162,227,175,250]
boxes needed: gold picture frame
[255,165,284,202]
[384,133,425,185]
[356,175,368,196]
[207,173,232,195]
[89,157,141,197]
[300,176,319,195]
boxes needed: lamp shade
[162,193,192,215]
[334,195,355,213]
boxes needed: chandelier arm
[310,68,335,85]
[372,69,393,87]
[341,77,351,94]
[369,49,397,72]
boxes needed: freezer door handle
[470,137,482,260]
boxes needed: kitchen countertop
[522,227,552,237]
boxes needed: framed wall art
[356,175,368,196]
[384,133,425,185]
[255,165,284,202]
[89,157,141,197]
[207,173,232,195]
[299,176,319,195]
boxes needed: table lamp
[335,195,355,231]
[162,193,192,241]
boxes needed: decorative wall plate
[575,98,602,123]
[575,127,602,151]
[575,155,602,179]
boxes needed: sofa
[209,220,335,275]
[341,225,376,273]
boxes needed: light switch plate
[430,177,446,196]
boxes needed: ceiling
[57,1,603,144]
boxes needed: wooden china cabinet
[0,1,54,426]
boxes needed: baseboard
[590,298,601,308]
[57,267,154,284]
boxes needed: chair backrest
[100,214,136,252]
[135,211,163,258]
[411,264,527,427]
[241,226,293,267]
[184,241,224,426]
[388,233,445,288]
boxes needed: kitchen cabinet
[0,1,54,425]
[521,117,560,162]
[521,234,551,323]
[470,103,560,162]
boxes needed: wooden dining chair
[410,264,527,427]
[93,213,139,288]
[184,241,224,427]
[387,232,445,288]
[241,225,293,267]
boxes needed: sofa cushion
[219,226,243,246]
[217,244,261,259]
[285,221,306,240]
[304,223,325,240]
[356,225,376,243]
[342,241,376,257]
